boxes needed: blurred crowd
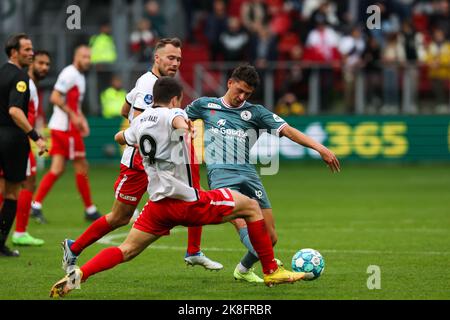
[88,0,450,116]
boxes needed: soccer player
[31,45,102,223]
[11,50,51,246]
[184,64,340,283]
[59,38,221,272]
[0,34,47,257]
[49,77,305,297]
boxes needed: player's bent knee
[118,244,139,262]
[248,199,262,218]
[50,168,64,176]
[107,212,132,228]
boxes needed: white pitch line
[96,232,450,256]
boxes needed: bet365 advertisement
[259,115,450,162]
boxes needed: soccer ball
[291,248,325,280]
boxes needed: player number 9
[139,134,157,165]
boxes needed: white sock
[32,201,42,210]
[85,205,97,215]
[237,262,249,273]
[13,232,26,237]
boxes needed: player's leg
[0,176,4,208]
[32,154,66,223]
[50,227,160,298]
[0,180,22,257]
[229,218,263,282]
[0,134,30,257]
[73,157,101,221]
[230,175,277,282]
[236,208,278,272]
[62,200,137,271]
[183,168,231,270]
[61,166,147,272]
[221,190,304,286]
[184,226,224,270]
[51,199,163,297]
[13,171,45,246]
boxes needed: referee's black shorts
[0,127,30,182]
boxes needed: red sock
[34,172,59,203]
[187,226,202,255]
[15,189,33,233]
[75,173,94,208]
[247,219,278,275]
[0,193,3,209]
[70,216,112,255]
[80,247,124,281]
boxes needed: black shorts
[0,127,30,182]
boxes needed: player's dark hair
[230,64,260,89]
[153,77,183,105]
[33,50,51,60]
[154,38,182,52]
[4,33,30,58]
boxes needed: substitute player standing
[49,77,305,297]
[184,64,340,282]
[59,38,221,272]
[31,45,102,223]
[0,34,47,257]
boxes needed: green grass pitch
[0,163,449,300]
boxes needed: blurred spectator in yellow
[89,22,117,64]
[100,75,127,119]
[275,93,305,116]
[422,27,450,113]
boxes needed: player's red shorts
[26,150,37,177]
[133,188,235,236]
[50,129,86,160]
[113,164,148,206]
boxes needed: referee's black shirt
[0,62,30,127]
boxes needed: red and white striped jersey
[48,65,85,132]
[28,79,39,128]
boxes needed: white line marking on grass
[97,232,450,256]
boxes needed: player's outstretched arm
[280,124,340,173]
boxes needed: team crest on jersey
[207,103,222,110]
[273,114,284,123]
[16,81,27,93]
[144,94,153,105]
[217,119,227,127]
[240,110,252,121]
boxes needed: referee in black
[0,33,47,257]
